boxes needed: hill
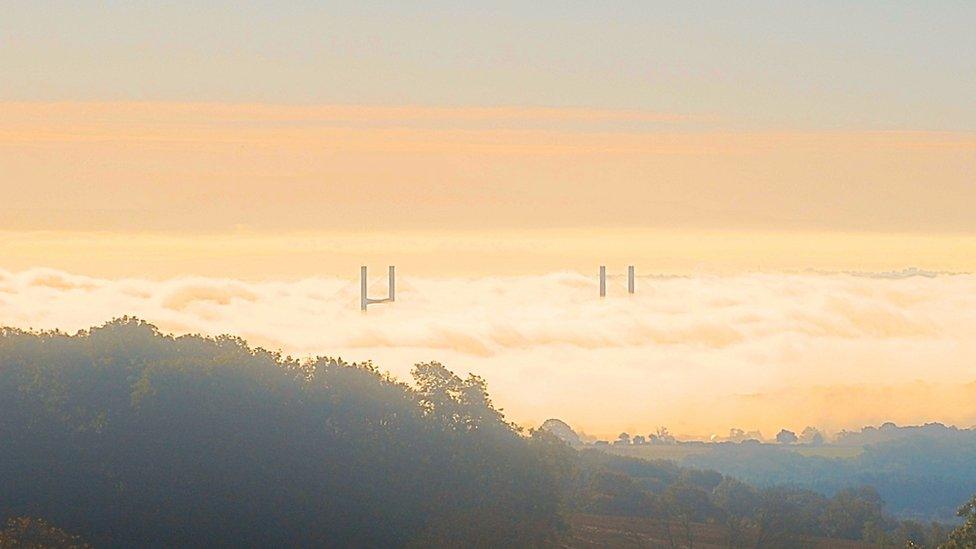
[0,319,970,548]
[0,319,567,546]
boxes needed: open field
[791,445,865,459]
[602,443,864,463]
[600,444,712,462]
[565,514,872,548]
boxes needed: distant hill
[589,422,976,523]
[566,513,873,548]
[0,320,967,548]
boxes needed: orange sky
[2,102,974,235]
[1,101,974,279]
[2,228,976,280]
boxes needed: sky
[3,2,974,128]
[1,2,975,435]
[1,1,974,254]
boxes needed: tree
[743,430,764,443]
[0,517,90,548]
[662,480,720,549]
[582,470,653,517]
[753,487,827,547]
[654,426,676,444]
[711,477,760,548]
[0,320,567,547]
[776,429,798,444]
[800,426,824,445]
[539,418,581,446]
[632,434,646,445]
[861,520,890,547]
[728,428,746,442]
[616,432,631,445]
[942,495,976,548]
[820,486,884,540]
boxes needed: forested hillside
[681,429,976,523]
[0,318,567,546]
[1,319,973,547]
[572,451,957,547]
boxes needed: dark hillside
[0,319,969,548]
[0,318,567,547]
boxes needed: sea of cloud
[1,267,974,438]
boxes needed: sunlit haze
[2,2,975,438]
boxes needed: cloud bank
[1,267,975,437]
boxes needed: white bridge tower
[599,266,636,297]
[361,266,395,311]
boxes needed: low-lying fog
[2,267,974,438]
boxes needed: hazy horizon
[4,265,974,439]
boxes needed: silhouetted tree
[776,429,798,444]
[662,480,720,549]
[0,320,567,547]
[820,486,884,540]
[654,426,676,444]
[0,517,90,548]
[800,426,824,445]
[711,477,759,547]
[942,495,976,548]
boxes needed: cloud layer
[2,267,975,437]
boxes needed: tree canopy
[0,319,568,547]
[0,318,969,548]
